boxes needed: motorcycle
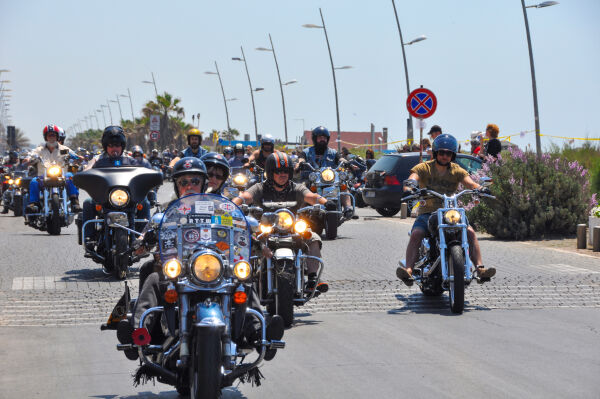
[245,201,326,327]
[25,151,75,235]
[301,163,355,239]
[73,166,163,279]
[399,177,495,314]
[2,170,29,216]
[114,193,284,398]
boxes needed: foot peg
[268,339,285,350]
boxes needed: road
[0,188,599,398]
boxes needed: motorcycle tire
[13,195,23,217]
[190,327,222,399]
[355,192,366,208]
[114,229,129,280]
[267,260,295,328]
[448,245,465,314]
[47,193,62,235]
[312,222,323,237]
[324,211,338,240]
[375,207,400,217]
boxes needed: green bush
[467,148,596,240]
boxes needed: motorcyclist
[201,152,230,194]
[116,157,284,361]
[228,143,247,168]
[395,134,496,286]
[296,126,353,218]
[223,146,234,161]
[233,151,330,294]
[148,149,163,169]
[244,134,275,169]
[169,128,207,166]
[25,125,81,213]
[131,145,152,168]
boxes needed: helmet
[172,157,208,197]
[311,126,330,145]
[131,145,144,156]
[223,146,233,156]
[151,149,158,155]
[57,126,66,144]
[201,152,231,189]
[187,128,202,146]
[261,134,275,150]
[265,151,293,182]
[432,134,458,161]
[234,143,244,153]
[8,150,18,160]
[101,126,126,152]
[42,125,61,141]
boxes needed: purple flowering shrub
[466,148,596,239]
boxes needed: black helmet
[101,126,126,152]
[172,157,208,197]
[223,146,233,156]
[432,134,458,161]
[131,145,144,156]
[311,126,330,145]
[261,135,275,151]
[265,151,293,182]
[201,152,231,192]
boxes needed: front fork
[438,225,474,284]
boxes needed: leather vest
[303,146,337,169]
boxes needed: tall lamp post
[120,89,135,122]
[256,34,296,147]
[233,46,264,146]
[522,0,558,157]
[142,72,159,98]
[104,101,114,125]
[111,95,123,123]
[97,109,106,127]
[391,0,427,145]
[205,62,232,145]
[303,8,349,152]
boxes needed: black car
[362,152,483,217]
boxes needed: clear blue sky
[1,0,599,150]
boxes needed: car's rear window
[370,155,404,173]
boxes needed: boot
[26,202,40,214]
[70,196,81,212]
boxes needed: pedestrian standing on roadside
[479,124,502,159]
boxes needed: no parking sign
[406,88,437,119]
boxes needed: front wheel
[324,211,338,240]
[47,193,62,235]
[375,207,400,217]
[13,195,23,217]
[190,327,222,399]
[113,229,129,280]
[448,245,465,314]
[267,260,295,327]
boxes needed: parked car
[362,152,483,217]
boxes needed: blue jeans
[28,173,78,203]
[411,213,432,233]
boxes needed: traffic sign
[149,131,159,142]
[150,115,160,131]
[406,88,437,119]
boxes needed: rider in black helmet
[200,152,230,194]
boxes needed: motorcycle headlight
[233,174,248,186]
[444,210,461,225]
[294,219,308,234]
[309,172,318,182]
[233,260,252,281]
[321,169,335,183]
[259,224,273,234]
[163,259,182,279]
[192,253,222,283]
[109,189,130,207]
[47,166,61,177]
[15,178,21,186]
[277,211,294,230]
[8,179,14,185]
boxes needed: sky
[1,0,599,151]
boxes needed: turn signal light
[310,185,317,192]
[137,203,143,211]
[164,289,178,304]
[340,184,347,191]
[95,204,102,211]
[233,291,248,304]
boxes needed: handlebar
[402,188,496,202]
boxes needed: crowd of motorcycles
[0,146,494,398]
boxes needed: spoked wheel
[448,245,465,314]
[267,260,295,328]
[47,193,62,235]
[190,328,222,399]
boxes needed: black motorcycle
[2,170,28,216]
[73,166,162,279]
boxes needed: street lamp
[91,113,100,130]
[120,89,135,122]
[522,0,558,157]
[111,95,123,122]
[391,0,428,145]
[205,62,232,145]
[97,108,106,126]
[142,72,158,98]
[102,102,113,125]
[233,46,262,145]
[256,34,295,147]
[303,9,348,152]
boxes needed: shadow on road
[387,293,490,316]
[292,313,323,328]
[89,386,247,398]
[60,265,140,282]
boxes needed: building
[301,130,388,150]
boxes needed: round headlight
[233,174,248,186]
[163,259,182,279]
[321,169,335,183]
[47,166,61,177]
[8,179,14,185]
[277,211,294,230]
[15,178,21,185]
[444,210,461,225]
[192,254,222,282]
[294,219,308,234]
[109,189,130,207]
[233,261,252,281]
[260,224,273,234]
[309,172,318,182]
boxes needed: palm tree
[14,127,31,148]
[144,92,185,150]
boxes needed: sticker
[201,228,211,241]
[236,233,248,247]
[187,214,212,224]
[183,229,200,243]
[195,201,214,214]
[216,230,227,238]
[177,204,192,215]
[215,241,230,252]
[233,246,241,256]
[220,202,236,212]
[183,160,193,169]
[221,215,233,227]
[160,229,177,250]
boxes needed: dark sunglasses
[273,169,288,175]
[207,171,225,180]
[176,177,203,187]
[437,150,453,157]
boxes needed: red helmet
[43,125,61,141]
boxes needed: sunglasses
[207,171,225,180]
[107,143,122,148]
[437,150,453,157]
[176,177,203,187]
[273,169,288,175]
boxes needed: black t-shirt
[485,138,502,158]
[246,181,310,213]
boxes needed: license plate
[365,191,376,198]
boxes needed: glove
[142,230,158,248]
[478,187,491,195]
[401,189,416,199]
[325,200,337,211]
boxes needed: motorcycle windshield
[158,193,251,265]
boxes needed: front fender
[273,248,295,260]
[194,301,226,331]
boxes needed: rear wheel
[267,260,295,328]
[375,207,400,217]
[13,195,23,217]
[47,193,62,235]
[190,328,222,399]
[324,211,338,240]
[448,245,465,314]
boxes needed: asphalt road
[0,188,599,398]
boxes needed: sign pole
[419,121,423,163]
